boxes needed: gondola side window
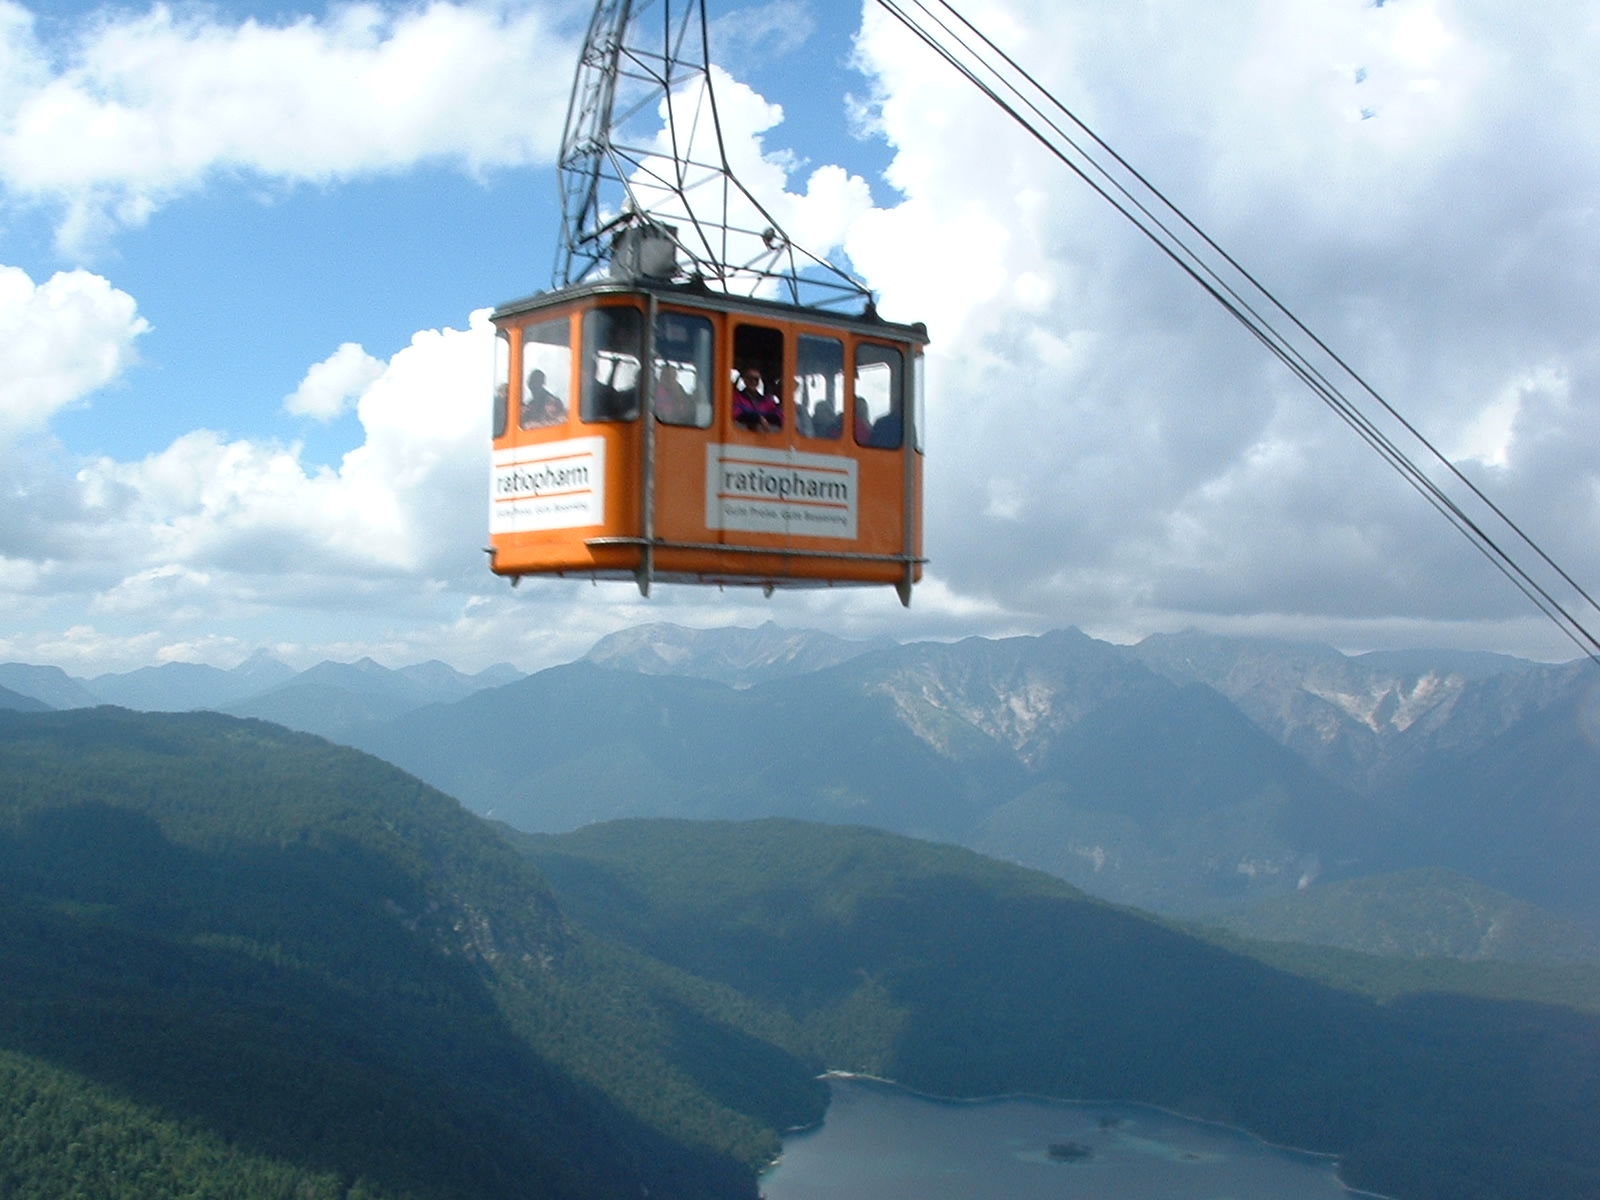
[654,312,714,428]
[520,317,571,429]
[493,329,510,439]
[794,335,844,440]
[581,306,643,423]
[732,324,784,433]
[854,343,903,449]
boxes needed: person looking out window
[733,367,782,432]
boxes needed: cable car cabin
[487,281,928,602]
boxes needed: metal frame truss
[554,0,874,312]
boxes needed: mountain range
[0,704,1595,1200]
[8,621,1598,952]
[0,653,524,740]
[583,620,892,686]
[338,622,1600,951]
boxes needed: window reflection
[794,335,844,440]
[654,312,713,428]
[493,330,510,438]
[854,343,903,449]
[581,307,643,423]
[520,317,571,429]
[913,352,926,453]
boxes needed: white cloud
[0,1,577,247]
[842,0,1600,652]
[0,305,494,675]
[711,1,816,64]
[76,310,492,583]
[0,264,147,436]
[622,67,876,288]
[284,342,387,421]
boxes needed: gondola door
[715,321,795,572]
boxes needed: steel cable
[873,0,1600,660]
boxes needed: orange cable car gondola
[486,0,928,604]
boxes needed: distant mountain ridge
[583,620,892,687]
[86,651,299,711]
[352,630,1398,918]
[224,658,527,743]
[0,654,526,740]
[0,663,101,709]
[7,623,1597,938]
[0,683,49,712]
[349,624,1600,938]
[1129,629,1582,794]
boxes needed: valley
[0,706,1596,1199]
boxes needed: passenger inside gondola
[582,307,642,422]
[795,334,844,440]
[520,317,572,429]
[653,312,713,427]
[654,366,695,423]
[732,324,783,432]
[854,343,904,449]
[521,369,567,428]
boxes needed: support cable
[873,0,1600,660]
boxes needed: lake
[760,1075,1360,1199]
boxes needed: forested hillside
[1209,867,1600,963]
[2,707,1597,1200]
[519,819,1600,1200]
[0,709,789,1200]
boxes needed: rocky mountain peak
[583,620,892,688]
[862,629,1164,766]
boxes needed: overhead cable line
[872,0,1600,661]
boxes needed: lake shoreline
[759,1071,1397,1200]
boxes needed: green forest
[0,707,1596,1199]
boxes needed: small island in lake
[1047,1141,1094,1161]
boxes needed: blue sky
[12,0,891,465]
[4,0,1600,674]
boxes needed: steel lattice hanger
[553,0,874,312]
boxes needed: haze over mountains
[6,621,1598,959]
[0,653,525,738]
[349,623,1600,959]
[1130,631,1589,794]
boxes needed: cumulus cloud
[76,311,492,584]
[0,304,493,678]
[0,0,577,248]
[841,0,1600,654]
[284,342,387,421]
[621,66,876,291]
[0,264,147,436]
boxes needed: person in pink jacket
[733,367,782,432]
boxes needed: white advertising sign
[491,438,605,533]
[705,444,858,540]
